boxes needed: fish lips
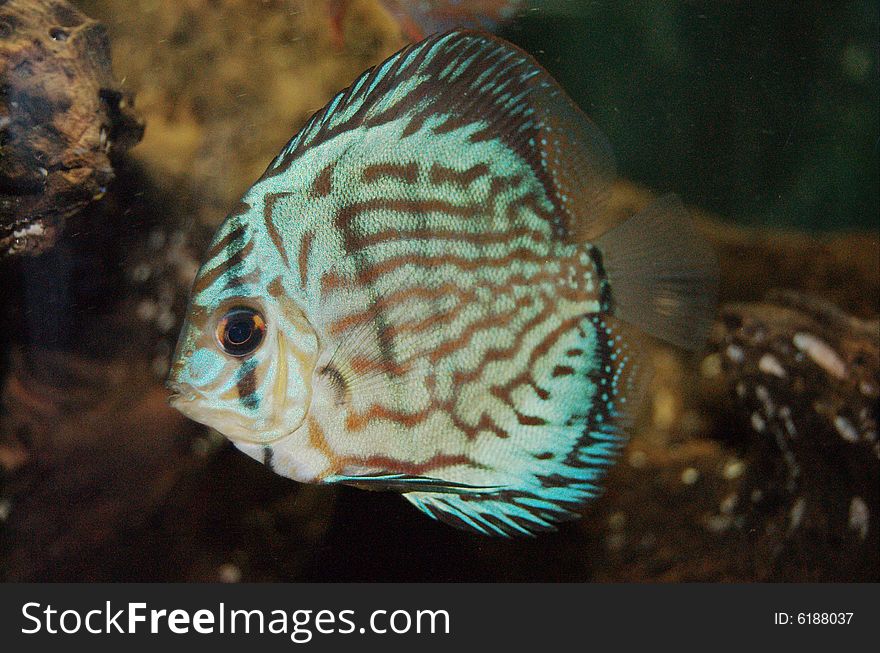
[165,380,198,406]
[165,380,300,446]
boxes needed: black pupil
[219,308,264,356]
[226,318,253,345]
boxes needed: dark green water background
[504,1,878,231]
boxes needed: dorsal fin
[264,30,618,241]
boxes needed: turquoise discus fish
[167,31,718,536]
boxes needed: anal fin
[404,488,587,538]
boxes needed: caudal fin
[595,194,719,351]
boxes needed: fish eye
[216,307,266,357]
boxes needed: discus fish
[167,31,718,536]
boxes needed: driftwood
[0,0,143,257]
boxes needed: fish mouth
[164,382,298,445]
[165,380,199,406]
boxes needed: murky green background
[508,1,878,231]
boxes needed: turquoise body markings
[167,31,718,536]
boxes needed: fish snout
[165,379,197,406]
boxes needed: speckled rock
[698,290,879,579]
